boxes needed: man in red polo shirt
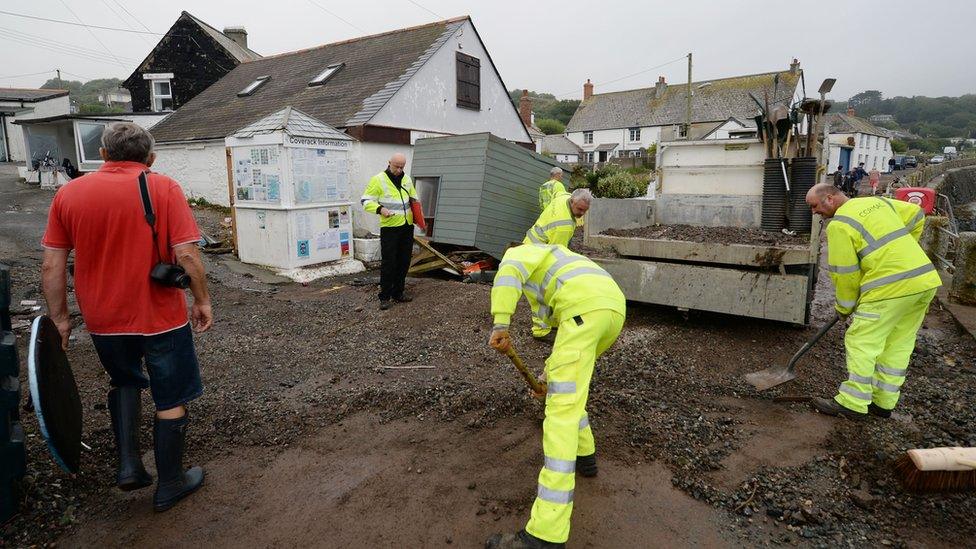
[41,122,212,512]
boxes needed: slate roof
[565,70,799,133]
[0,88,70,102]
[826,113,887,137]
[231,106,353,140]
[182,12,262,63]
[541,134,581,155]
[150,17,467,143]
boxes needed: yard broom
[894,447,976,493]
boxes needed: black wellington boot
[153,414,205,512]
[577,454,598,478]
[108,387,153,491]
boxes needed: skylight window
[308,63,344,86]
[238,76,270,97]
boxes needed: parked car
[903,155,918,168]
[930,155,945,164]
[893,155,905,170]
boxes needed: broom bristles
[895,453,976,493]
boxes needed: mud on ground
[602,224,810,247]
[2,175,976,548]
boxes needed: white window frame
[150,79,173,112]
[583,131,593,145]
[584,151,594,163]
[629,127,640,142]
[74,121,108,165]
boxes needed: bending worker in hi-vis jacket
[804,183,941,420]
[485,243,626,549]
[522,188,592,341]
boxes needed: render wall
[566,126,662,158]
[152,141,230,205]
[826,132,893,172]
[368,20,531,144]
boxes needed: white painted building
[825,110,894,173]
[541,134,582,164]
[565,60,802,163]
[0,89,70,163]
[148,16,532,237]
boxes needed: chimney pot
[583,79,594,101]
[655,76,667,97]
[223,26,248,49]
[789,58,801,74]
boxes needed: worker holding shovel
[804,183,940,420]
[486,243,625,549]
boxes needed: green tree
[535,118,565,135]
[890,139,908,153]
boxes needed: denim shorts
[90,323,203,410]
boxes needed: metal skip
[27,315,83,473]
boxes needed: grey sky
[1,0,973,101]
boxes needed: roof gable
[182,12,262,63]
[566,70,800,132]
[826,113,887,137]
[150,17,467,142]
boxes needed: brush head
[895,453,976,493]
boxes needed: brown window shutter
[456,52,480,110]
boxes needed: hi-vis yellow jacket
[539,178,567,211]
[827,196,941,315]
[491,244,625,331]
[523,193,581,248]
[361,171,417,228]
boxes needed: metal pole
[685,52,692,139]
[56,69,62,89]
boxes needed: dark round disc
[28,315,82,473]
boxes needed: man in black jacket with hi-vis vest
[361,153,418,310]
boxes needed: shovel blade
[744,366,797,391]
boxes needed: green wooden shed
[411,132,566,259]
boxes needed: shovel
[744,313,840,391]
[506,347,547,399]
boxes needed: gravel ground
[2,172,975,547]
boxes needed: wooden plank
[224,147,238,255]
[587,235,811,267]
[594,258,809,324]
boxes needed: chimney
[655,76,667,97]
[223,26,248,49]
[847,107,856,117]
[519,90,532,127]
[789,58,801,74]
[583,79,593,101]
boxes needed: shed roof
[231,106,353,140]
[0,88,70,102]
[149,17,468,143]
[566,70,799,132]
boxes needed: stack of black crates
[1,264,26,523]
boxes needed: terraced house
[565,59,803,162]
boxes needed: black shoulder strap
[138,171,157,235]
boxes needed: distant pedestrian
[361,153,418,310]
[850,163,868,196]
[888,157,896,173]
[538,167,567,211]
[833,165,844,189]
[869,167,881,195]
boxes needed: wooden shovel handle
[506,347,547,397]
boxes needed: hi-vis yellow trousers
[835,288,936,413]
[525,308,625,544]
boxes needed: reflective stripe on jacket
[524,193,580,248]
[491,244,626,329]
[827,196,940,315]
[361,171,417,228]
[539,179,567,211]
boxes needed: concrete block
[920,216,950,264]
[950,231,976,305]
[655,194,761,228]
